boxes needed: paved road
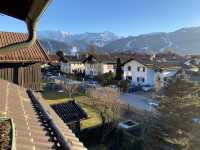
[120,93,157,112]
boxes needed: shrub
[96,72,115,86]
[118,80,130,92]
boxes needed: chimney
[150,53,156,61]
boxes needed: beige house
[83,54,116,77]
[61,56,85,74]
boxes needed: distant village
[46,46,200,92]
[1,30,200,150]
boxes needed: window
[137,67,140,72]
[137,77,140,82]
[126,76,132,81]
[142,78,145,82]
[143,67,145,72]
[128,66,131,71]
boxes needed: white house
[123,59,155,86]
[83,54,116,77]
[60,56,85,74]
[122,56,180,88]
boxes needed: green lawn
[42,90,67,101]
[42,90,102,129]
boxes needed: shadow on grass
[42,90,67,100]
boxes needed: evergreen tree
[56,50,65,62]
[144,73,200,150]
[115,58,123,80]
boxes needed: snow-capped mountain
[103,26,200,54]
[38,31,119,49]
[38,27,200,55]
[38,30,73,42]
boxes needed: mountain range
[38,26,200,55]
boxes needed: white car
[148,102,159,107]
[118,120,140,130]
[142,85,154,92]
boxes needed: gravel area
[0,120,11,150]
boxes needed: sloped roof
[0,79,87,150]
[51,100,88,123]
[122,53,181,70]
[64,55,87,63]
[0,0,51,22]
[0,32,49,63]
[83,54,116,64]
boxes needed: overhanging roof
[0,0,52,54]
[0,0,51,22]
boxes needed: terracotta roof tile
[0,79,87,150]
[0,31,49,63]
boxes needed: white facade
[123,60,155,86]
[61,62,85,74]
[85,63,115,76]
[123,60,178,87]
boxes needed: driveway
[120,92,157,112]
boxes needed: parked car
[148,102,159,108]
[118,120,140,130]
[142,85,154,92]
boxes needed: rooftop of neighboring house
[63,55,87,63]
[0,31,49,63]
[0,79,87,150]
[185,54,200,59]
[51,100,88,124]
[155,52,185,62]
[121,52,182,70]
[83,54,117,64]
[49,54,60,62]
[181,63,199,71]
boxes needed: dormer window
[137,67,140,72]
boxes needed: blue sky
[1,0,200,36]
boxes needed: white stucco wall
[102,64,115,74]
[123,60,154,86]
[85,63,115,76]
[85,63,101,76]
[123,60,179,88]
[61,62,85,74]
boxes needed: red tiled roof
[0,32,49,63]
[0,79,87,150]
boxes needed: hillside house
[83,54,116,77]
[0,32,49,91]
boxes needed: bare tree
[87,87,122,124]
[62,80,79,99]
